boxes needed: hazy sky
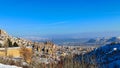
[0,0,120,37]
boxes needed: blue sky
[0,0,120,37]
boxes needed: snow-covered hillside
[74,43,120,68]
[0,63,22,68]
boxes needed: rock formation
[0,29,33,47]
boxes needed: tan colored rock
[0,29,7,36]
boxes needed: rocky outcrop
[0,29,7,35]
[32,41,58,55]
[0,29,33,47]
[0,29,8,47]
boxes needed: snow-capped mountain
[107,37,120,43]
[87,37,120,44]
[74,43,120,68]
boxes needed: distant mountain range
[26,36,120,46]
[23,36,120,46]
[87,37,120,44]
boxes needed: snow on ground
[74,43,120,68]
[0,63,22,68]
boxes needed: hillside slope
[0,29,33,47]
[75,43,120,68]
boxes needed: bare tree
[4,38,9,57]
[19,46,32,63]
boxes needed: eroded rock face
[0,29,7,36]
[0,29,8,47]
[0,29,33,47]
[32,41,58,55]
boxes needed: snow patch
[113,48,117,51]
[0,63,22,68]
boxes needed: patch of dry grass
[0,48,32,58]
